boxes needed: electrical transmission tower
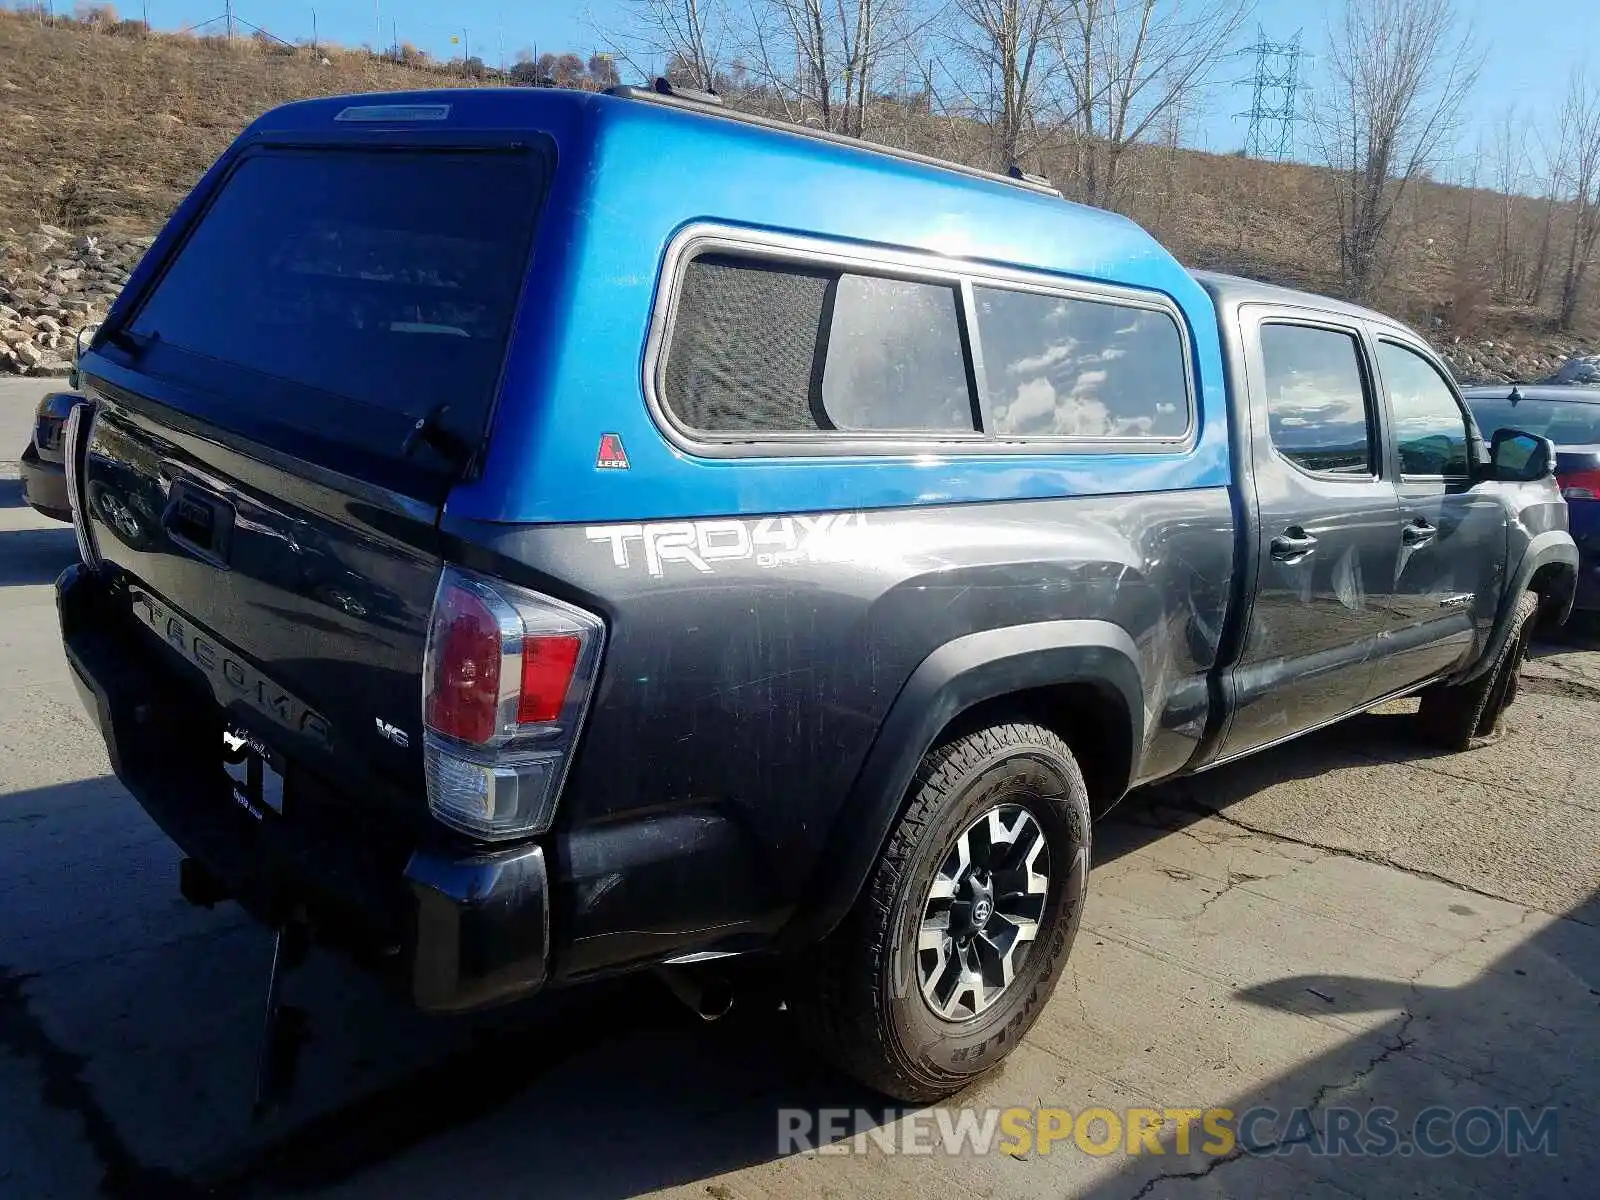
[179,2,293,49]
[1237,26,1305,160]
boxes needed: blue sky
[92,0,1597,172]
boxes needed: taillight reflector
[424,580,505,745]
[1559,468,1600,501]
[518,635,582,724]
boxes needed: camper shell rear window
[115,145,546,483]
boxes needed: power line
[1235,25,1307,161]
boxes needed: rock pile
[0,224,151,376]
[1438,338,1600,388]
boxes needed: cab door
[1368,338,1508,691]
[1218,311,1403,759]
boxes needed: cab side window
[1259,323,1374,476]
[1378,342,1471,478]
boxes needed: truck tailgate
[65,140,546,813]
[78,385,442,809]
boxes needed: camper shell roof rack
[606,77,1062,199]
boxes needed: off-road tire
[787,722,1091,1103]
[1416,590,1539,751]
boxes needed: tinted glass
[1467,396,1600,446]
[127,149,543,466]
[821,275,972,431]
[973,287,1188,438]
[1259,324,1372,475]
[1379,342,1470,476]
[661,253,976,436]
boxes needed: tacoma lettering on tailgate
[129,588,334,749]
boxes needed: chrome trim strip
[63,401,100,569]
[661,950,744,965]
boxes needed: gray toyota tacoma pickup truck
[54,84,1577,1107]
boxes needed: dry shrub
[1442,273,1493,336]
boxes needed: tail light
[35,413,65,453]
[1558,468,1600,501]
[422,566,605,840]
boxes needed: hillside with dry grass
[0,13,477,236]
[1,9,1595,381]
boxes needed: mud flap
[253,918,311,1121]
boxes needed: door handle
[1402,520,1437,547]
[1270,529,1318,561]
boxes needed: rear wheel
[1415,590,1539,751]
[788,721,1091,1102]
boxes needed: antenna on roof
[1509,385,1523,404]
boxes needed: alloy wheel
[916,803,1051,1021]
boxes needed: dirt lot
[2,378,1596,1198]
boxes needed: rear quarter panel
[451,489,1234,974]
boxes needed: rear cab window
[110,146,546,490]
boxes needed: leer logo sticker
[596,433,630,470]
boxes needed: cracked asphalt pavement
[2,377,1597,1198]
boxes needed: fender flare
[781,619,1145,948]
[1459,531,1578,685]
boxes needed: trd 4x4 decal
[585,513,870,577]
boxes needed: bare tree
[1525,120,1562,306]
[1554,69,1600,331]
[610,0,729,91]
[1490,105,1530,298]
[947,0,1061,170]
[744,0,924,138]
[1052,0,1248,211]
[1458,131,1485,258]
[1527,190,1560,307]
[588,51,623,89]
[1315,0,1481,302]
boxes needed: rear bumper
[1576,560,1600,612]
[57,562,549,1013]
[1573,536,1600,612]
[20,441,71,522]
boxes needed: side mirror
[1489,428,1555,483]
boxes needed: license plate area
[223,726,286,821]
